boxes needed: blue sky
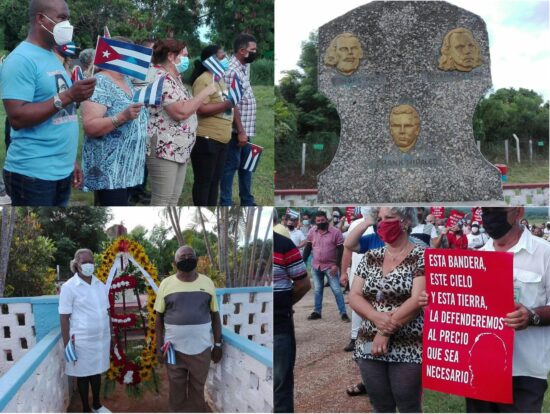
[275,0,550,100]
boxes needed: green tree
[28,207,112,278]
[202,0,273,55]
[5,211,57,297]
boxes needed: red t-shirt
[447,232,468,249]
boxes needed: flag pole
[91,35,100,78]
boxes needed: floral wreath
[96,237,159,386]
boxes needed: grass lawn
[506,161,549,184]
[423,374,550,412]
[0,85,274,206]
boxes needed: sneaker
[307,312,322,320]
[92,406,111,413]
[344,338,356,352]
[0,194,11,205]
[341,313,350,322]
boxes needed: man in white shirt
[466,207,550,412]
[285,215,307,252]
[467,221,489,250]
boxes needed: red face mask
[376,219,403,244]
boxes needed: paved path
[293,285,373,413]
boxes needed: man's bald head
[29,0,68,23]
[175,245,196,262]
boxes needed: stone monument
[317,1,503,203]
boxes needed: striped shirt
[274,232,308,292]
[224,56,256,137]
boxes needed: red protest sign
[430,207,445,219]
[446,210,466,228]
[471,207,483,225]
[423,248,515,404]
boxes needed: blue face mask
[218,56,229,71]
[175,56,189,73]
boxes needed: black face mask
[482,210,512,240]
[316,222,328,230]
[287,225,295,231]
[177,258,197,272]
[244,51,257,63]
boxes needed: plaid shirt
[224,56,256,137]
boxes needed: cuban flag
[71,65,84,82]
[286,208,300,219]
[104,26,111,38]
[161,341,176,365]
[228,74,243,106]
[133,76,165,106]
[56,42,78,57]
[64,335,77,363]
[201,55,225,82]
[240,143,263,173]
[93,36,153,81]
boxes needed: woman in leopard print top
[350,207,426,413]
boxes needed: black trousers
[466,376,548,413]
[191,135,229,206]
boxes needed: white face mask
[80,263,95,277]
[41,14,74,46]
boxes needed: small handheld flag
[240,143,263,173]
[93,36,153,81]
[56,42,78,58]
[201,55,225,82]
[228,74,243,107]
[64,335,77,363]
[133,76,165,106]
[286,208,300,219]
[71,65,84,82]
[161,341,176,365]
[104,26,111,39]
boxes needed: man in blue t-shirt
[0,0,96,206]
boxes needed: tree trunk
[255,209,273,282]
[166,207,184,246]
[198,207,215,270]
[238,207,254,286]
[231,207,241,286]
[0,207,16,297]
[262,249,273,286]
[222,208,230,285]
[247,206,262,285]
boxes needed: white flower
[123,370,134,384]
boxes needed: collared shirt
[58,273,111,377]
[288,228,306,252]
[224,56,256,137]
[307,225,344,270]
[482,228,550,379]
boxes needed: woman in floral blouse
[147,39,216,205]
[81,37,148,206]
[349,207,426,413]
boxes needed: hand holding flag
[71,65,84,83]
[240,143,263,173]
[64,335,77,364]
[161,341,176,365]
[133,76,165,106]
[201,55,225,82]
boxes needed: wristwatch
[214,342,223,348]
[53,94,63,111]
[528,308,541,326]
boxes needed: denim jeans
[219,133,255,206]
[312,267,347,315]
[274,330,296,413]
[3,169,72,206]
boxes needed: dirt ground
[67,367,214,413]
[293,284,373,413]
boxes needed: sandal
[346,382,367,396]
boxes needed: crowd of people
[274,206,550,413]
[0,0,260,207]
